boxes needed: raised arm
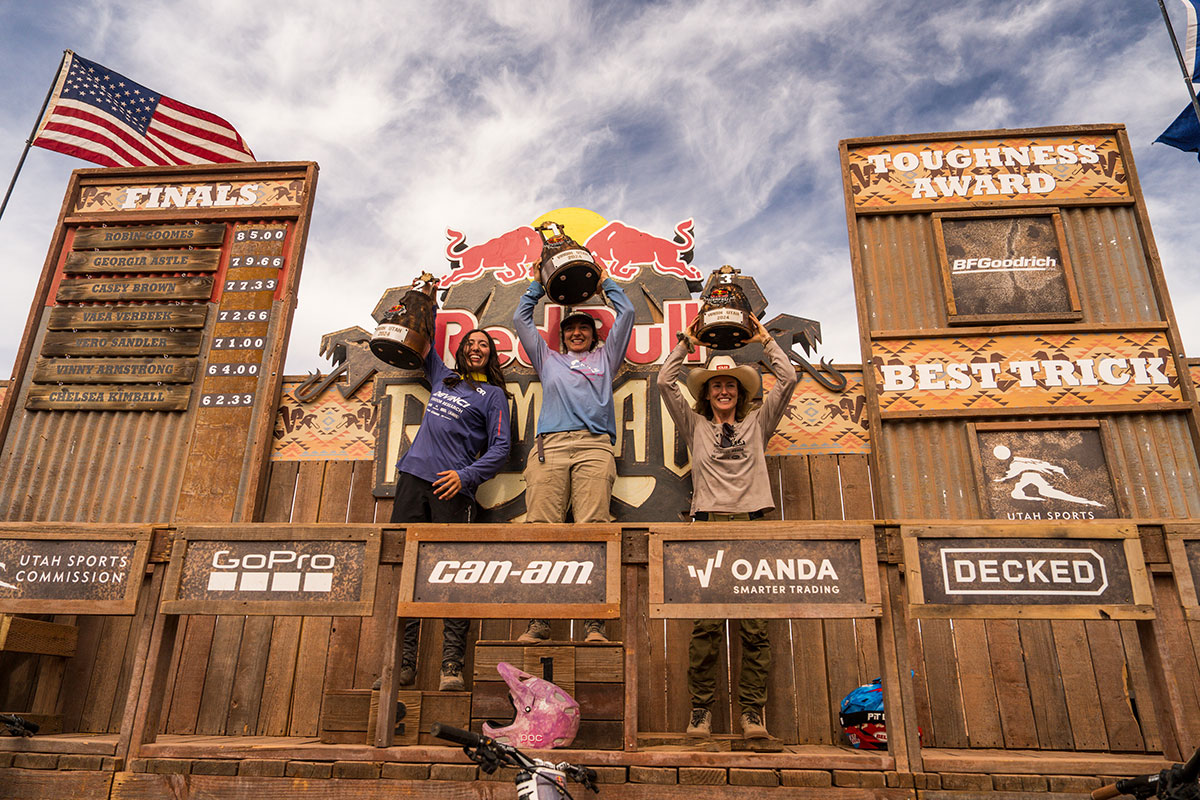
[758,333,798,445]
[602,278,635,375]
[656,339,697,442]
[513,280,549,372]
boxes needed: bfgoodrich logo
[207,549,335,592]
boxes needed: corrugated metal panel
[0,404,191,522]
[876,413,1200,519]
[856,205,1162,332]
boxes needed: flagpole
[0,50,68,227]
[1158,0,1200,127]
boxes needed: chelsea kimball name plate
[400,536,618,618]
[902,524,1152,619]
[0,531,150,614]
[650,529,880,618]
[161,529,380,615]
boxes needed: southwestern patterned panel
[872,330,1181,416]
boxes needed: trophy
[537,221,600,305]
[694,265,757,350]
[369,271,438,370]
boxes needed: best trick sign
[901,522,1153,619]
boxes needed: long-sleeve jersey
[513,277,635,444]
[395,345,511,499]
[657,338,798,515]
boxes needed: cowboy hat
[686,355,761,399]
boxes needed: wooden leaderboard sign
[398,526,620,618]
[0,526,151,614]
[901,523,1153,619]
[648,522,880,618]
[160,525,380,615]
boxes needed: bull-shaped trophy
[537,221,600,305]
[369,271,437,370]
[695,264,757,350]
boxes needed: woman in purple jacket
[391,325,511,691]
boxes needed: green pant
[688,617,771,714]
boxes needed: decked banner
[901,523,1153,619]
[397,526,620,619]
[847,133,1128,210]
[648,523,880,618]
[0,527,151,614]
[872,330,1182,417]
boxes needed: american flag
[31,51,255,168]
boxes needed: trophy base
[370,325,430,370]
[696,308,754,350]
[545,262,600,305]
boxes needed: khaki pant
[687,512,771,714]
[523,430,616,523]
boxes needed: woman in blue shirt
[392,325,511,690]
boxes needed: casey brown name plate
[56,276,215,303]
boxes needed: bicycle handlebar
[0,714,38,737]
[1091,746,1200,800]
[429,723,483,749]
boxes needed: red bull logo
[585,218,699,281]
[442,225,541,288]
[440,210,702,288]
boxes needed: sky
[0,0,1197,377]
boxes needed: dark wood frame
[0,524,151,615]
[396,523,621,619]
[646,521,882,618]
[932,207,1082,325]
[900,522,1154,619]
[159,523,380,615]
[966,419,1129,519]
[1164,523,1200,621]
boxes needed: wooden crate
[320,688,468,746]
[472,641,624,750]
[0,615,77,657]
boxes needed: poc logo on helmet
[428,559,593,585]
[208,549,336,592]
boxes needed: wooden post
[879,559,921,773]
[373,574,402,747]
[114,566,164,762]
[623,562,640,751]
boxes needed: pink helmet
[482,661,580,749]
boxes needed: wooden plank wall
[637,453,880,743]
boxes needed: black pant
[392,472,473,666]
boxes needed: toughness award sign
[0,526,151,614]
[901,523,1153,619]
[397,526,620,619]
[160,525,380,615]
[648,523,880,618]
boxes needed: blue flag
[1156,103,1200,161]
[1175,0,1200,79]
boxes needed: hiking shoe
[397,663,416,686]
[583,620,608,643]
[438,661,465,692]
[516,619,551,644]
[740,709,769,740]
[686,707,712,738]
